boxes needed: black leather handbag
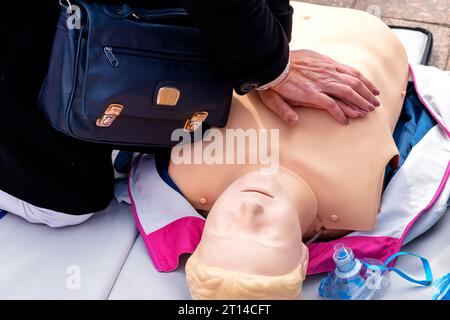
[39,1,233,147]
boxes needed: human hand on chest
[257,50,381,126]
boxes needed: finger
[336,64,380,96]
[335,99,366,119]
[323,82,376,112]
[283,93,359,121]
[311,93,349,125]
[338,73,380,108]
[258,90,299,126]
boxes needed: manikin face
[196,171,306,276]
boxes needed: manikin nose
[240,200,265,226]
[241,200,264,214]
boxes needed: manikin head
[186,170,317,300]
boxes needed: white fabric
[0,189,94,228]
[129,155,203,234]
[411,65,450,132]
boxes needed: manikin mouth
[241,189,274,198]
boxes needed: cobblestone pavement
[296,0,450,70]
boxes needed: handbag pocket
[82,44,231,124]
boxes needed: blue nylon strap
[0,209,7,220]
[364,252,433,286]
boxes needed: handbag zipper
[103,46,213,68]
[104,47,119,68]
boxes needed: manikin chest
[169,92,400,235]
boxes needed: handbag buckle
[96,104,124,127]
[184,111,209,133]
[157,87,181,107]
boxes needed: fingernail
[375,89,381,95]
[374,98,381,107]
[288,114,298,126]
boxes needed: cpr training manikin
[175,2,407,299]
[126,2,450,300]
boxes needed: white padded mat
[108,239,191,300]
[392,28,430,66]
[0,201,137,299]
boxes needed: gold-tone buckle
[96,104,124,127]
[184,111,209,133]
[157,87,181,106]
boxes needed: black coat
[0,1,292,214]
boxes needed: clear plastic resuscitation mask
[319,243,433,300]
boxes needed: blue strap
[364,252,433,286]
[0,209,7,220]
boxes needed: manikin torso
[169,3,409,241]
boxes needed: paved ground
[296,0,450,70]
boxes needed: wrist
[256,52,292,91]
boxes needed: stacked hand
[257,50,381,126]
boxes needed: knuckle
[354,79,364,90]
[342,85,353,95]
[320,80,335,92]
[347,78,359,88]
[324,64,337,72]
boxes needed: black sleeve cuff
[234,33,290,95]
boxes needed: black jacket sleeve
[179,0,293,95]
